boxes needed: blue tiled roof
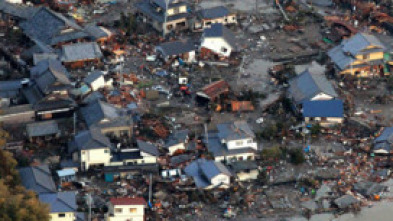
[302,100,344,118]
[19,165,56,194]
[199,6,229,19]
[39,192,77,213]
[184,158,231,188]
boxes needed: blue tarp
[303,100,344,118]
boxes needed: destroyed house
[206,121,258,163]
[68,129,112,171]
[155,39,196,63]
[287,69,338,111]
[39,191,79,221]
[196,80,229,102]
[0,80,22,107]
[373,127,393,154]
[135,0,189,35]
[164,129,189,155]
[184,158,232,189]
[194,6,236,30]
[80,100,133,137]
[22,59,76,120]
[20,7,88,46]
[302,100,344,127]
[61,42,103,68]
[328,32,386,77]
[19,164,56,194]
[228,160,259,181]
[84,70,105,91]
[200,23,239,58]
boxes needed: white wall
[310,93,334,101]
[202,15,237,28]
[226,138,257,150]
[49,212,75,221]
[236,169,259,181]
[167,143,185,155]
[201,37,232,57]
[5,0,23,4]
[90,75,105,91]
[81,148,111,170]
[211,173,230,187]
[108,204,145,221]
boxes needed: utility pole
[73,112,76,135]
[163,0,169,38]
[148,173,152,206]
[88,193,92,221]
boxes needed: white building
[107,197,146,221]
[39,192,79,221]
[84,70,106,91]
[164,130,189,155]
[200,23,239,58]
[194,6,237,30]
[69,129,112,171]
[206,121,258,163]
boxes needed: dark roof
[206,134,256,158]
[72,129,112,150]
[302,100,344,118]
[135,1,188,23]
[203,23,238,49]
[229,161,258,172]
[156,39,195,56]
[84,25,112,40]
[84,70,104,85]
[217,120,255,141]
[165,129,189,147]
[26,120,59,137]
[110,197,146,206]
[31,59,71,94]
[0,1,39,20]
[111,151,142,162]
[50,30,89,46]
[137,140,159,156]
[184,158,231,188]
[199,80,229,100]
[170,154,193,165]
[82,91,105,104]
[80,100,121,127]
[20,7,82,44]
[151,0,187,10]
[39,192,77,213]
[61,42,102,63]
[198,6,230,19]
[103,164,159,174]
[0,80,21,99]
[19,165,56,194]
[288,69,338,104]
[373,127,393,153]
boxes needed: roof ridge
[32,166,54,192]
[57,192,77,211]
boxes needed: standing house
[26,120,60,141]
[155,39,196,63]
[84,70,105,91]
[206,121,258,163]
[22,59,76,120]
[164,129,189,155]
[373,127,393,154]
[184,158,232,189]
[135,0,189,35]
[80,100,133,137]
[68,129,112,171]
[200,23,238,58]
[194,6,236,30]
[107,197,147,221]
[61,42,103,68]
[18,165,57,194]
[39,192,78,221]
[287,69,338,112]
[302,100,344,127]
[328,32,386,77]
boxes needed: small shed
[26,120,60,140]
[57,169,76,183]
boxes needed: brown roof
[110,197,147,206]
[201,80,229,100]
[231,101,255,112]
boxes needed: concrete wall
[211,173,230,187]
[201,37,232,57]
[215,152,256,163]
[226,138,258,150]
[236,169,259,181]
[167,5,187,16]
[90,75,105,91]
[81,148,111,170]
[108,204,145,221]
[49,212,75,221]
[304,117,343,127]
[167,143,186,155]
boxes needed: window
[205,22,212,26]
[173,7,179,14]
[81,151,85,155]
[247,139,253,144]
[235,141,243,146]
[167,24,173,30]
[247,156,253,160]
[104,149,109,153]
[224,18,228,22]
[115,208,123,213]
[130,208,137,213]
[221,47,228,53]
[362,54,369,60]
[58,213,66,218]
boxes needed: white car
[256,117,264,124]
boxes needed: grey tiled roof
[137,140,159,156]
[26,120,59,137]
[39,192,77,213]
[288,69,337,104]
[135,1,188,23]
[84,25,112,40]
[20,7,82,44]
[198,6,230,19]
[50,30,89,46]
[72,129,112,150]
[203,23,238,50]
[0,0,39,20]
[184,158,231,188]
[165,129,189,148]
[84,70,103,85]
[31,59,71,94]
[217,120,255,141]
[80,100,121,127]
[61,42,102,63]
[206,133,256,158]
[156,39,195,56]
[19,165,56,194]
[229,161,258,172]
